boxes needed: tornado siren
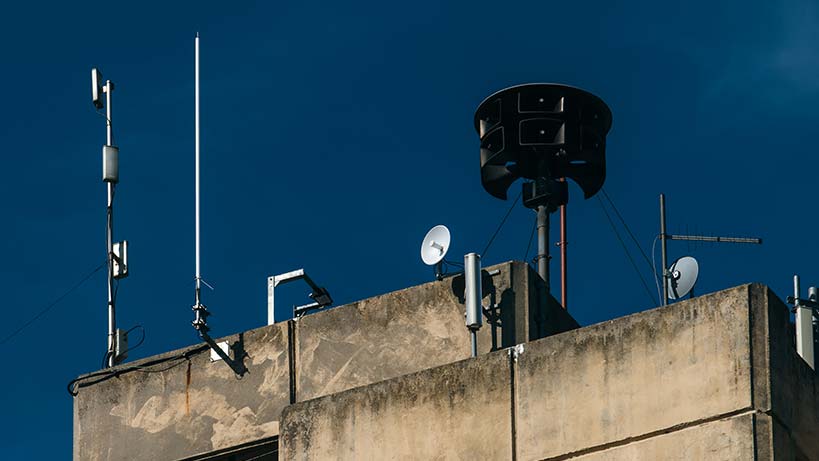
[474,83,612,209]
[474,83,612,297]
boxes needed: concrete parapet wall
[515,286,753,459]
[73,261,573,461]
[281,351,513,460]
[73,323,291,461]
[278,284,819,460]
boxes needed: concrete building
[72,261,818,460]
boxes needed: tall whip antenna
[187,34,246,376]
[191,32,210,335]
[195,31,201,306]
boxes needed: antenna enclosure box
[113,327,128,364]
[113,241,128,279]
[102,145,119,183]
[91,68,103,109]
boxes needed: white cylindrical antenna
[195,32,201,302]
[191,32,210,335]
[464,252,482,358]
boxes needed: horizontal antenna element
[667,235,762,244]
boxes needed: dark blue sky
[2,1,818,457]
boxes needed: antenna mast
[91,68,129,367]
[658,194,762,306]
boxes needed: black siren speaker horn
[474,83,612,211]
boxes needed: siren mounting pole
[536,206,550,292]
[558,178,567,309]
[105,79,116,367]
[660,194,668,306]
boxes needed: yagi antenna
[658,193,762,305]
[91,67,129,368]
[420,225,451,280]
[189,33,246,377]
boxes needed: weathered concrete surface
[74,323,290,461]
[280,351,513,460]
[279,283,819,460]
[570,413,756,460]
[295,261,573,401]
[73,261,575,460]
[757,287,819,459]
[515,285,754,460]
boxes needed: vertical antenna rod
[191,32,210,336]
[195,32,201,307]
[186,34,243,376]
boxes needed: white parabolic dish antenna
[421,225,451,266]
[667,256,699,300]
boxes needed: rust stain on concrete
[185,360,191,416]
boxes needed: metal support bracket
[200,331,247,377]
[267,269,333,325]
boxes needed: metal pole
[559,180,567,309]
[536,205,550,292]
[470,331,478,358]
[105,80,116,367]
[195,33,201,308]
[660,194,668,306]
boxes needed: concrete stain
[185,360,191,416]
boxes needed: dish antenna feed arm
[474,84,612,292]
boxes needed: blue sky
[2,0,818,457]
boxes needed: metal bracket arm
[200,331,247,377]
[267,269,333,324]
